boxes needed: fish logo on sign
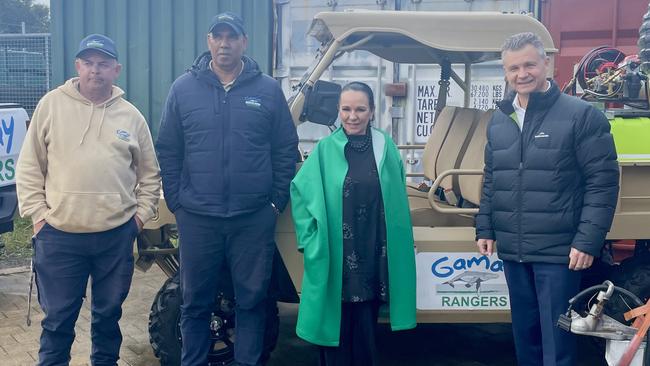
[442,271,499,293]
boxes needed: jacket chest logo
[534,131,549,139]
[244,97,262,110]
[116,129,131,142]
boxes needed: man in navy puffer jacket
[475,32,619,366]
[156,12,298,366]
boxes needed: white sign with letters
[416,252,510,310]
[469,81,506,111]
[414,80,506,144]
[0,108,28,187]
[414,81,462,144]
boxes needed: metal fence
[0,33,51,117]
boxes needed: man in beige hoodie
[16,34,160,366]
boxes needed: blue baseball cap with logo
[75,34,118,60]
[208,12,246,36]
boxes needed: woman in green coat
[290,82,416,365]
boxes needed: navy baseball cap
[75,34,118,60]
[208,12,246,36]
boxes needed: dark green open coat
[290,127,416,346]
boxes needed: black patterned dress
[341,133,389,304]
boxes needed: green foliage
[0,216,33,260]
[0,0,50,34]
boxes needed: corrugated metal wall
[50,0,273,136]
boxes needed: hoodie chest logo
[244,97,262,110]
[116,129,130,142]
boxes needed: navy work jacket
[157,53,298,217]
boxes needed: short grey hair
[501,32,546,59]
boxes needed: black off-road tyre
[149,274,183,366]
[607,250,650,322]
[148,273,281,366]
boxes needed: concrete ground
[271,304,606,366]
[0,266,163,366]
[0,266,607,366]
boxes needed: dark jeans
[34,219,137,366]
[503,260,582,366]
[319,301,380,366]
[176,205,277,366]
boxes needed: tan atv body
[140,10,650,365]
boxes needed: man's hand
[477,239,495,256]
[568,247,594,271]
[135,216,144,233]
[33,220,46,235]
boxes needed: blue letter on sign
[0,116,15,154]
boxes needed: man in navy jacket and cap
[156,12,298,366]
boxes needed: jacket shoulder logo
[116,129,130,142]
[534,132,549,138]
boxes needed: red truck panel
[541,0,648,88]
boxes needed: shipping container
[541,0,648,89]
[50,0,273,136]
[275,0,534,178]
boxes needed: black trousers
[176,205,277,366]
[319,301,380,366]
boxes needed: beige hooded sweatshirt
[16,78,161,233]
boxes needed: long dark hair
[340,81,376,119]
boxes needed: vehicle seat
[409,106,484,227]
[434,108,483,203]
[407,106,459,199]
[458,109,493,207]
